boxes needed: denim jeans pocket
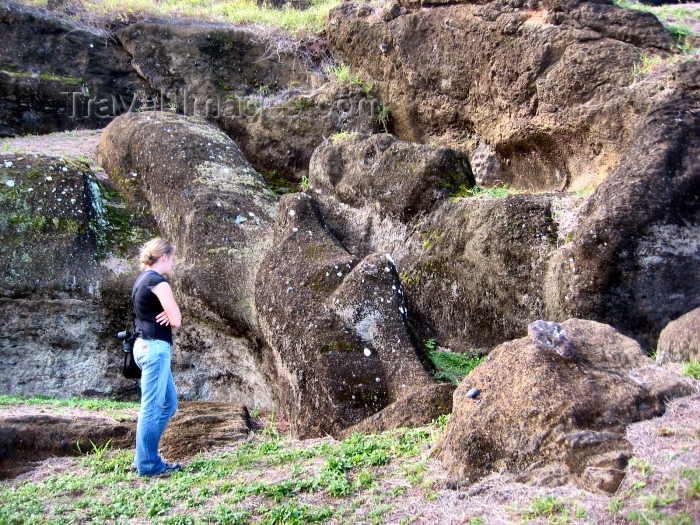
[134,339,171,369]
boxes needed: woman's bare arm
[152,281,182,328]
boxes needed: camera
[117,330,135,353]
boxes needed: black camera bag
[119,271,152,380]
[122,332,140,379]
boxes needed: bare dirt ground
[1,390,698,524]
[0,129,106,176]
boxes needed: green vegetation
[425,340,485,384]
[574,185,597,197]
[420,230,444,251]
[331,131,360,143]
[0,65,85,85]
[90,177,156,257]
[260,170,300,195]
[450,182,526,200]
[326,64,373,93]
[16,0,341,34]
[0,411,447,525]
[682,359,700,380]
[632,53,664,82]
[376,103,391,133]
[0,395,139,419]
[523,495,569,521]
[613,0,699,53]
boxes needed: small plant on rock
[682,360,700,380]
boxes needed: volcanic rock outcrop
[0,4,152,136]
[1,0,699,454]
[97,111,280,407]
[0,154,143,399]
[327,0,676,191]
[255,194,436,438]
[656,307,700,364]
[438,319,696,493]
[305,72,700,351]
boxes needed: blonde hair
[139,238,175,270]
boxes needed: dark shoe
[153,463,182,478]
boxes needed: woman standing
[132,238,182,477]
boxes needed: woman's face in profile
[162,252,176,276]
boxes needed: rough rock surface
[305,65,699,351]
[0,154,98,292]
[97,112,280,408]
[327,0,675,190]
[398,195,559,350]
[310,133,474,222]
[307,133,560,350]
[544,85,700,350]
[339,382,455,438]
[115,23,315,102]
[116,22,380,181]
[656,308,700,364]
[438,319,695,493]
[0,153,147,399]
[0,3,151,136]
[255,193,437,438]
[220,83,381,182]
[160,402,252,461]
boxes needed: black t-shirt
[133,270,173,344]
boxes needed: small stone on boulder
[528,320,575,359]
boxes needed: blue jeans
[133,338,177,476]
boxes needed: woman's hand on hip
[155,311,171,326]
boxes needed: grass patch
[325,64,373,93]
[0,416,447,525]
[450,182,525,200]
[632,52,663,82]
[14,0,342,34]
[682,360,700,380]
[426,346,485,384]
[0,394,139,419]
[523,495,569,521]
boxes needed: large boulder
[339,382,456,438]
[308,133,558,350]
[310,133,474,223]
[160,402,252,461]
[0,3,151,136]
[97,111,280,408]
[115,22,315,104]
[255,193,437,438]
[327,1,676,191]
[116,22,380,181]
[305,64,699,351]
[397,194,561,350]
[656,308,700,364]
[438,319,695,493]
[219,83,381,182]
[544,86,700,350]
[0,153,147,400]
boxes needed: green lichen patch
[0,64,85,85]
[320,339,359,354]
[90,178,157,258]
